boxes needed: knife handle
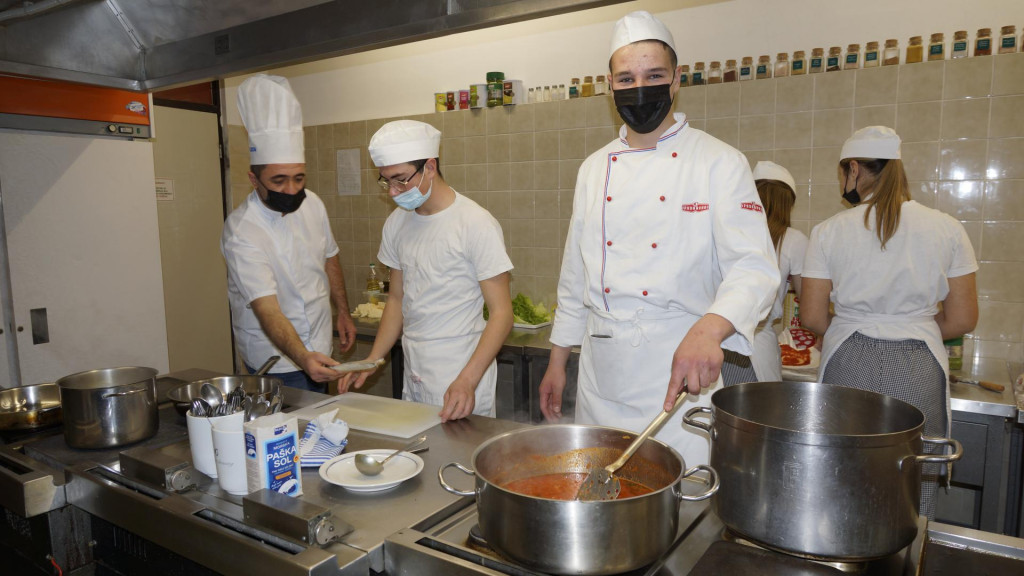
[978,380,1005,392]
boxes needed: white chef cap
[752,161,796,193]
[368,120,441,167]
[609,11,676,58]
[840,126,902,160]
[237,74,305,165]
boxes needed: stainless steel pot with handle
[57,366,159,449]
[683,381,962,561]
[437,424,718,575]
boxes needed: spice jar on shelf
[951,30,969,58]
[581,76,594,97]
[693,62,706,85]
[679,65,690,87]
[774,52,790,77]
[595,75,608,95]
[906,36,924,63]
[791,50,807,75]
[844,44,861,70]
[486,72,504,107]
[708,61,723,84]
[883,39,900,65]
[756,55,772,79]
[975,28,992,56]
[928,33,945,61]
[809,48,824,73]
[999,25,1017,54]
[569,78,580,99]
[826,47,842,71]
[724,59,738,82]
[864,42,880,67]
[558,83,566,99]
[739,56,754,80]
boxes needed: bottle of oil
[366,263,382,292]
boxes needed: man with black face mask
[221,74,356,391]
[539,11,779,469]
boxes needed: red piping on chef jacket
[600,121,688,312]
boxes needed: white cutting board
[289,393,441,438]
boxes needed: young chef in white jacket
[539,11,779,468]
[340,120,514,422]
[800,126,978,519]
[721,161,808,384]
[221,74,355,391]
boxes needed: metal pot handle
[101,387,149,399]
[914,436,963,465]
[676,464,720,502]
[682,406,714,440]
[438,462,477,497]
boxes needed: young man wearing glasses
[340,120,514,422]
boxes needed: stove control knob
[314,517,337,545]
[168,469,194,492]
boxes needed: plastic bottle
[944,337,964,371]
[366,264,383,292]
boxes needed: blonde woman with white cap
[801,126,978,518]
[340,120,514,422]
[221,74,356,391]
[539,11,778,469]
[721,161,809,384]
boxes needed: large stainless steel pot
[57,367,159,449]
[0,382,62,432]
[683,381,962,561]
[438,424,718,575]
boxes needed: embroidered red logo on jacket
[681,202,709,212]
[740,201,763,213]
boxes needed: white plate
[331,359,384,373]
[318,449,424,492]
[513,321,551,330]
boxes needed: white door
[152,106,233,373]
[0,130,169,385]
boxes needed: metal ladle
[200,383,224,411]
[354,435,427,476]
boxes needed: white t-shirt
[377,192,513,342]
[221,190,338,373]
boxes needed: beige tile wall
[228,53,1024,364]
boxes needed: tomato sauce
[503,473,655,500]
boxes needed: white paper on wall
[336,149,361,196]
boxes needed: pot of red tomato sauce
[438,424,718,575]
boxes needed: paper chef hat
[609,11,676,58]
[752,161,796,193]
[368,120,442,167]
[840,126,902,160]
[237,74,305,165]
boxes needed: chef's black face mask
[613,83,674,134]
[260,182,307,214]
[842,171,861,205]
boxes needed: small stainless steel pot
[0,382,62,432]
[683,381,962,561]
[438,424,718,575]
[57,367,159,449]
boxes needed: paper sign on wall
[336,149,361,196]
[155,178,174,201]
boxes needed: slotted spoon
[575,389,688,501]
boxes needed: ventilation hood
[0,0,628,92]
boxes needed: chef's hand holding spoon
[664,314,733,410]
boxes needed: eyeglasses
[377,167,422,191]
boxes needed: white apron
[402,332,496,417]
[576,309,721,469]
[750,322,783,382]
[819,312,950,434]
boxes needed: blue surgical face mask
[392,171,432,211]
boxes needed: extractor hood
[0,0,628,92]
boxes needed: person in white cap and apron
[340,120,514,421]
[222,74,356,391]
[538,11,779,468]
[721,161,809,384]
[801,126,978,519]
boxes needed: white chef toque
[368,120,441,167]
[840,126,902,161]
[609,10,676,57]
[237,74,305,165]
[752,161,797,193]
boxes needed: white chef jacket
[378,192,513,415]
[222,190,338,374]
[551,114,779,466]
[803,200,978,385]
[751,227,808,381]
